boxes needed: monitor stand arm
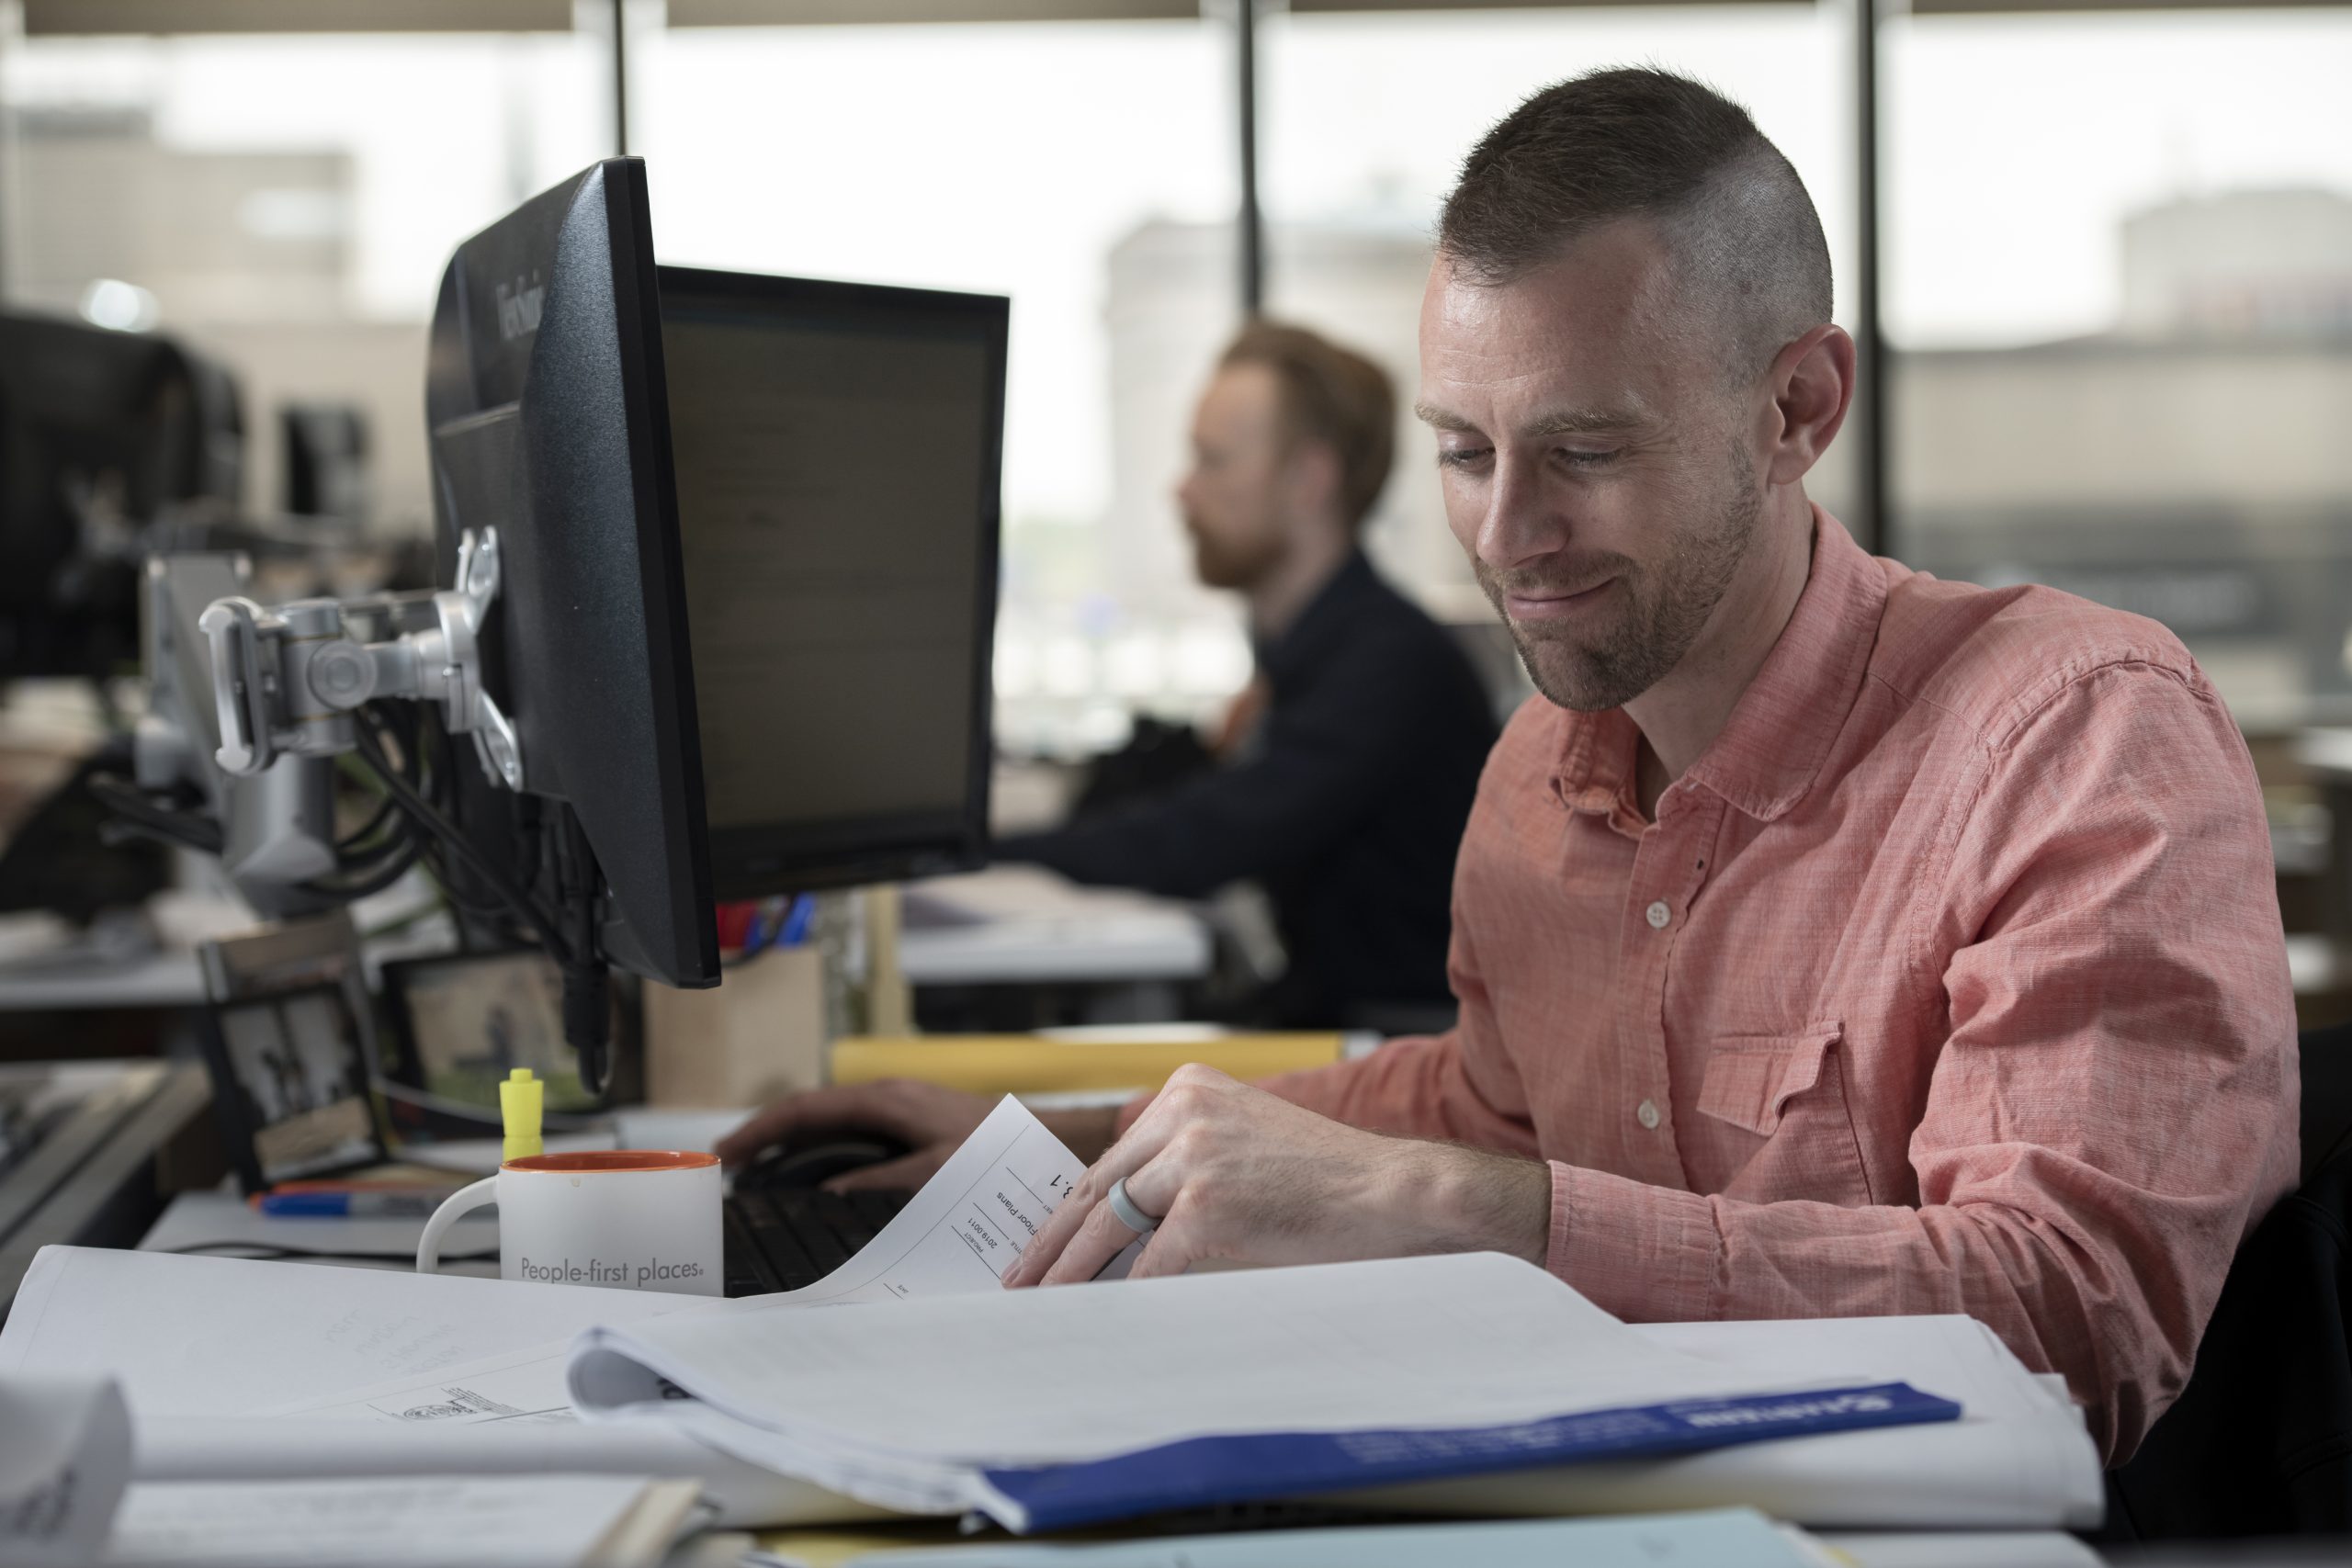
[195,526,523,793]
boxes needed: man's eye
[1561,448,1620,468]
[1437,446,1492,470]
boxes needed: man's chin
[1193,547,1271,593]
[1515,639,1650,714]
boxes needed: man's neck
[1626,492,1817,816]
[1246,525,1354,644]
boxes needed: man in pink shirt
[721,68,2297,1464]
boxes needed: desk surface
[141,1190,501,1278]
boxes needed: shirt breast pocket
[1693,1023,1874,1206]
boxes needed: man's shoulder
[1325,565,1496,698]
[1870,567,2209,752]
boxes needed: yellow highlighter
[500,1067,543,1162]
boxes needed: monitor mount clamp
[197,525,523,793]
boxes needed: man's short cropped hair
[1220,321,1396,534]
[1438,67,1833,383]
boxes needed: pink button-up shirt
[1247,508,2299,1464]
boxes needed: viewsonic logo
[495,272,545,341]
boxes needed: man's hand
[1001,1063,1551,1286]
[715,1079,1120,1194]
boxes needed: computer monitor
[0,310,244,677]
[657,266,1007,900]
[424,156,718,999]
[280,401,368,522]
[129,159,1008,1093]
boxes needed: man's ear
[1283,440,1345,528]
[1762,323,1854,487]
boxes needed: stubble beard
[1188,515,1285,592]
[1485,445,1763,714]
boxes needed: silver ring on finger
[1105,1176,1159,1235]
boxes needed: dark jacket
[996,552,1497,1027]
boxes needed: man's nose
[1476,452,1566,571]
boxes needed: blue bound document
[976,1381,1962,1532]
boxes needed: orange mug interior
[502,1149,718,1174]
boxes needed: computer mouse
[733,1129,912,1191]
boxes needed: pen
[255,1190,466,1218]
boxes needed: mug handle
[415,1176,498,1274]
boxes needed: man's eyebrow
[1521,406,1648,439]
[1410,402,1650,438]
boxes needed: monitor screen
[659,268,1005,897]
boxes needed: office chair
[2104,1021,2352,1541]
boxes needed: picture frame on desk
[196,912,389,1194]
[198,980,385,1193]
[379,948,628,1139]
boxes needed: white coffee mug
[415,1149,724,1296]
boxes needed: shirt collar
[1552,506,1885,827]
[1255,548,1377,689]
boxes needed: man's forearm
[1399,1140,1552,1265]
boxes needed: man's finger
[822,1152,944,1194]
[1039,1187,1161,1286]
[1125,1207,1204,1281]
[1035,1153,1179,1287]
[1003,1113,1176,1286]
[1002,1188,1090,1287]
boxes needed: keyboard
[723,1186,912,1296]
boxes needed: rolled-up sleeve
[1547,660,2298,1465]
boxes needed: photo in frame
[380,949,597,1127]
[195,913,388,1193]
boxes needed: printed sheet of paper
[0,1376,131,1566]
[265,1098,1129,1430]
[0,1247,705,1419]
[761,1095,1135,1304]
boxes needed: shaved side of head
[1439,67,1832,388]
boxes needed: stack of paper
[101,1475,703,1567]
[0,1247,838,1529]
[564,1249,1959,1532]
[789,1507,1830,1568]
[0,1098,2107,1537]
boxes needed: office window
[1255,5,1860,628]
[1884,8,2352,732]
[636,20,1237,758]
[0,28,607,530]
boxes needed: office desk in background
[0,873,1214,1016]
[0,1059,211,1311]
[898,868,1211,988]
[134,1107,745,1282]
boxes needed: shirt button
[1636,1099,1662,1131]
[1645,899,1671,930]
